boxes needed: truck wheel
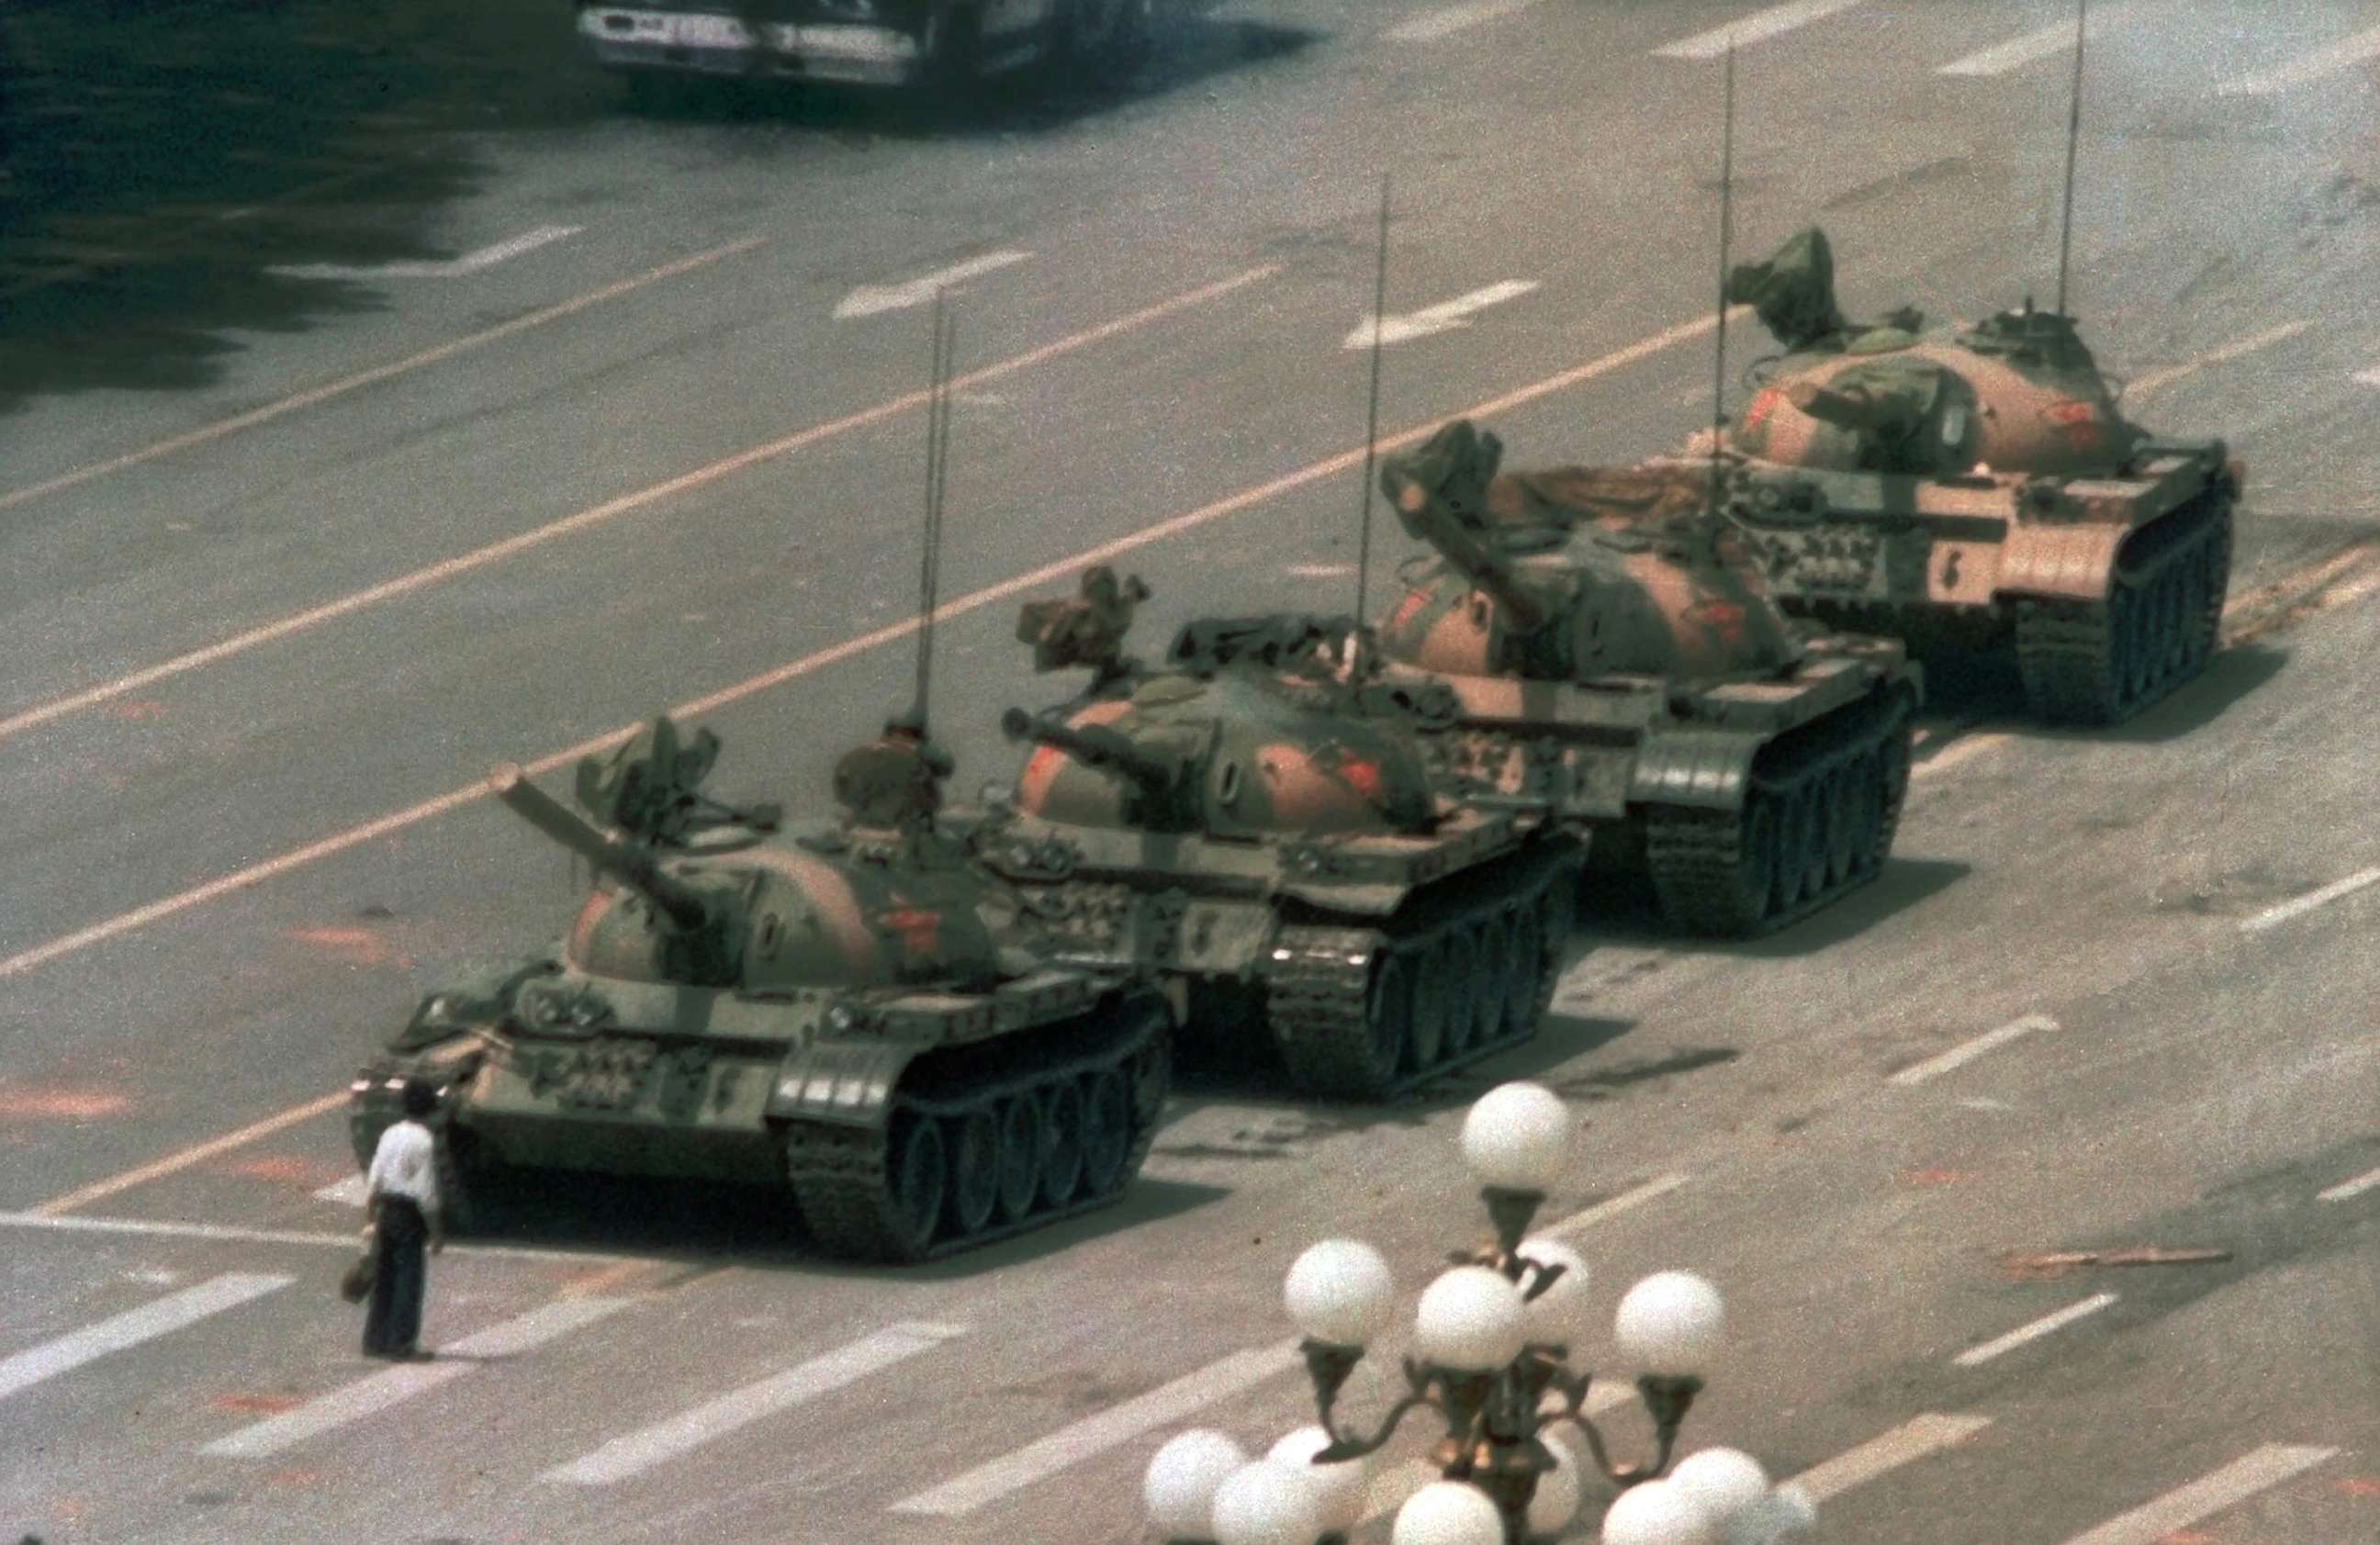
[915,5,983,90]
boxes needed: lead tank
[348,715,1171,1264]
[1371,420,1921,938]
[1711,226,2241,724]
[976,571,1587,1101]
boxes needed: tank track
[1642,685,1914,937]
[1261,844,1586,1101]
[782,993,1169,1265]
[2014,493,2232,726]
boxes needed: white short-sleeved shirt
[366,1119,441,1212]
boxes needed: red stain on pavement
[220,1154,335,1186]
[210,1394,302,1416]
[264,1468,323,1489]
[283,924,393,965]
[2334,1476,2380,1498]
[106,699,167,722]
[1900,1168,1967,1186]
[0,1089,132,1120]
[2154,1532,2217,1545]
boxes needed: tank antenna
[1353,172,1392,630]
[1705,41,1738,518]
[2054,0,2087,316]
[912,290,955,735]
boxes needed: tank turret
[1000,707,1188,818]
[1377,420,1806,684]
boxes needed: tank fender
[1628,728,1770,811]
[767,1040,920,1130]
[1994,521,2127,602]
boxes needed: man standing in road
[361,1079,445,1360]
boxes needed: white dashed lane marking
[2056,1446,2339,1545]
[1652,0,1866,61]
[1951,1293,2117,1368]
[0,1273,289,1404]
[1889,1015,2058,1087]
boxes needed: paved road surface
[1,3,2374,1543]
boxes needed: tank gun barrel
[488,763,713,932]
[999,709,1179,799]
[1381,470,1551,634]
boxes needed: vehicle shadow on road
[1897,641,2288,748]
[1580,856,1971,960]
[2045,642,2290,745]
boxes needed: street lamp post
[1142,1081,1815,1545]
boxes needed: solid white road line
[0,236,765,518]
[1653,0,1865,60]
[2317,1164,2380,1204]
[890,1339,1302,1517]
[1951,1293,2117,1368]
[1791,1413,1993,1503]
[0,1273,289,1403]
[2123,319,2312,400]
[1345,280,1541,349]
[0,1208,645,1265]
[313,1175,370,1207]
[2355,366,2380,387]
[0,264,1274,752]
[1937,5,2139,77]
[270,226,581,282]
[2217,24,2380,95]
[1889,1015,2058,1087]
[547,1322,964,1486]
[834,251,1033,319]
[2240,866,2380,934]
[2057,1445,2339,1545]
[1542,1174,1691,1241]
[1386,0,1537,44]
[204,1297,629,1459]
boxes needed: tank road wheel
[944,1111,1000,1239]
[1534,877,1577,1012]
[1821,764,1861,890]
[1038,1081,1085,1209]
[431,1124,488,1236]
[1845,751,1885,878]
[1441,927,1486,1059]
[1875,715,1913,859]
[1078,1069,1131,1196]
[1769,787,1818,917]
[1500,905,1544,1040]
[1410,934,1466,1071]
[1470,915,1513,1054]
[993,1097,1043,1225]
[1129,1024,1171,1133]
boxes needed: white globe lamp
[1613,1271,1724,1375]
[1460,1082,1575,1193]
[1208,1460,1325,1545]
[1266,1426,1372,1535]
[1523,1431,1581,1535]
[1391,1480,1504,1545]
[1669,1446,1769,1526]
[1285,1239,1396,1348]
[1414,1265,1526,1371]
[1600,1478,1718,1545]
[1144,1428,1248,1540]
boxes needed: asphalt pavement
[1,2,2375,1542]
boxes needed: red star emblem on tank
[1685,597,1746,647]
[2044,398,2096,424]
[1744,386,1784,430]
[877,908,942,958]
[1386,588,1432,636]
[1332,756,1383,801]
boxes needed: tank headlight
[825,1002,860,1034]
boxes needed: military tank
[348,715,1172,1264]
[974,569,1587,1102]
[1711,226,2241,725]
[1369,420,1921,939]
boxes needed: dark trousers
[362,1196,428,1357]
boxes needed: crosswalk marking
[2240,866,2380,933]
[547,1321,965,1486]
[2058,1445,2338,1545]
[1952,1293,2116,1368]
[1890,1015,2057,1087]
[1387,0,1538,44]
[2318,1163,2380,1203]
[1937,4,2140,77]
[0,1273,288,1403]
[890,1339,1302,1517]
[1652,0,1865,60]
[203,1297,630,1460]
[2218,24,2380,95]
[1791,1413,1993,1502]
[313,1175,369,1206]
